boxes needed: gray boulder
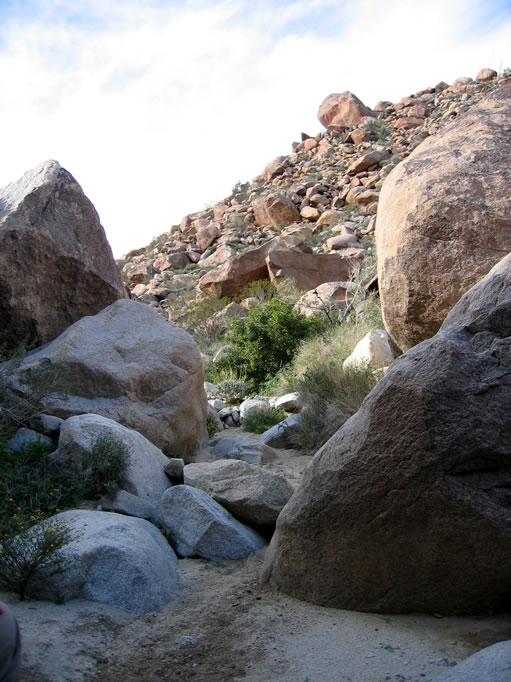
[260,414,302,449]
[11,299,207,458]
[52,414,171,507]
[431,640,511,681]
[7,427,54,451]
[263,253,511,614]
[184,459,294,525]
[209,436,277,464]
[0,160,127,351]
[28,510,178,613]
[158,485,265,559]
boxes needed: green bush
[83,434,131,499]
[0,506,78,600]
[242,406,287,434]
[206,414,219,439]
[291,363,378,453]
[214,297,324,387]
[215,379,250,404]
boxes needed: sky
[0,0,510,258]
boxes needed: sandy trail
[5,434,511,681]
[5,553,511,682]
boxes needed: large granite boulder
[0,160,127,351]
[53,414,171,507]
[10,299,207,458]
[28,510,179,613]
[184,459,294,525]
[263,253,511,614]
[376,85,511,352]
[158,485,266,559]
[318,92,373,128]
[209,435,277,465]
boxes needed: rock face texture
[29,510,179,613]
[13,299,207,458]
[318,92,373,128]
[263,253,511,614]
[158,485,266,559]
[430,640,511,682]
[0,160,127,351]
[376,85,511,352]
[184,459,294,525]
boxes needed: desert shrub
[206,414,219,439]
[291,363,378,453]
[82,434,130,499]
[0,504,78,600]
[365,118,392,143]
[242,406,286,434]
[215,379,250,404]
[214,297,324,387]
[237,279,277,304]
[176,295,231,347]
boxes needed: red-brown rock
[318,92,373,128]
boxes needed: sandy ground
[4,432,511,681]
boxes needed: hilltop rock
[376,85,511,351]
[11,299,207,458]
[0,160,127,351]
[318,92,373,128]
[263,253,511,614]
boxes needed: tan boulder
[266,250,357,291]
[315,210,344,228]
[393,117,424,130]
[195,221,221,251]
[300,206,321,221]
[318,92,373,128]
[263,157,289,182]
[347,150,391,175]
[253,194,300,230]
[376,85,511,352]
[153,252,190,272]
[326,234,360,250]
[0,160,128,351]
[476,67,497,81]
[345,188,380,207]
[199,245,235,267]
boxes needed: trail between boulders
[7,554,511,681]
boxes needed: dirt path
[6,434,511,681]
[7,553,511,682]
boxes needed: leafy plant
[242,406,286,434]
[0,504,78,600]
[215,379,250,405]
[206,414,219,439]
[83,434,131,499]
[291,363,378,453]
[213,297,324,387]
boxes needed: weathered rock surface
[209,435,277,465]
[0,160,127,351]
[184,459,294,525]
[430,640,511,681]
[253,194,300,229]
[52,414,171,507]
[29,510,178,613]
[12,299,207,458]
[263,253,511,614]
[376,85,511,351]
[266,250,357,291]
[158,485,266,559]
[295,281,354,318]
[318,92,373,128]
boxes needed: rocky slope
[118,67,508,338]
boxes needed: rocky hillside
[119,67,508,338]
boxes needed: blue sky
[0,0,510,256]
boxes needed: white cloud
[0,0,509,256]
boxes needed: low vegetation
[242,406,287,434]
